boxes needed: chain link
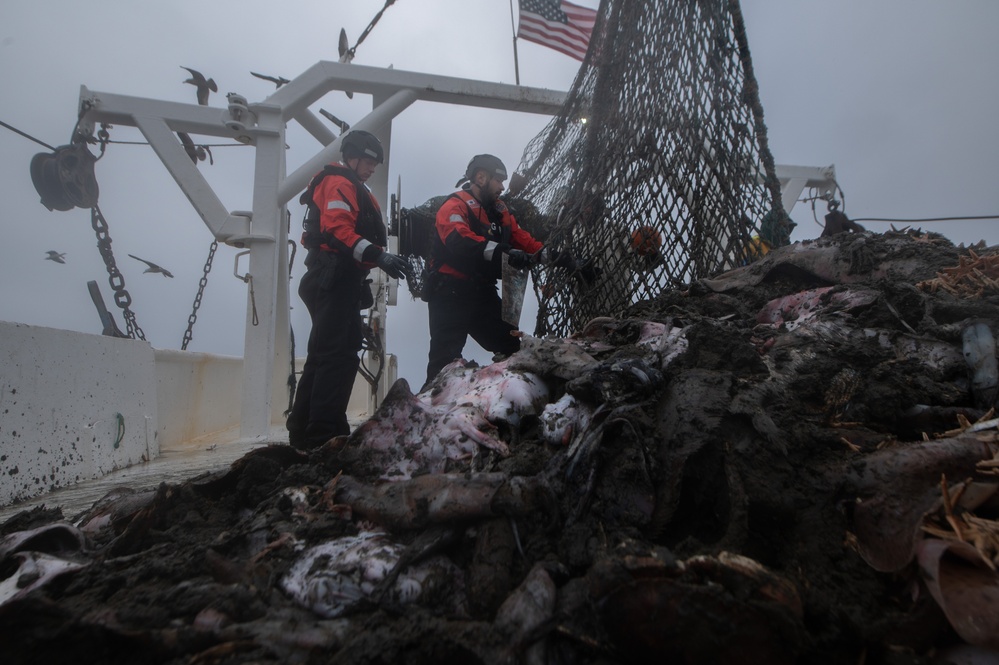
[91,205,145,340]
[181,240,218,350]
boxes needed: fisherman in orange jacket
[422,154,594,387]
[287,130,411,449]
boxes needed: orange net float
[630,225,663,256]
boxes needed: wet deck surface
[0,428,288,524]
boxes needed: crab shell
[593,552,804,664]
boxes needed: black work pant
[425,277,520,387]
[288,255,366,446]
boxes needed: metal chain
[91,205,145,340]
[181,239,219,350]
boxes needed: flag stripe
[562,1,597,28]
[518,0,596,62]
[519,18,590,51]
[519,28,589,60]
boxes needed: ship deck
[0,427,288,524]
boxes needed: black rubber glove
[375,251,412,280]
[506,249,532,269]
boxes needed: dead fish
[211,616,353,653]
[280,529,462,618]
[539,393,593,446]
[494,563,556,665]
[333,472,537,531]
[420,358,550,430]
[963,322,999,409]
[347,379,506,481]
[281,530,404,618]
[756,286,878,331]
[369,525,462,603]
[75,487,157,537]
[0,551,86,606]
[894,333,967,375]
[0,522,87,558]
[506,334,600,381]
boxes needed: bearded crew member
[287,130,411,449]
[422,154,549,388]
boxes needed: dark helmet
[464,154,507,182]
[340,130,384,163]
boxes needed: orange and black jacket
[430,189,543,281]
[301,163,386,269]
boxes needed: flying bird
[177,132,207,164]
[45,250,66,264]
[338,28,353,64]
[338,28,355,99]
[319,108,350,134]
[128,254,174,278]
[181,66,218,105]
[250,71,290,88]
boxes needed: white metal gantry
[77,61,566,441]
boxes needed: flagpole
[509,0,521,85]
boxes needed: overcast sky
[1,0,997,390]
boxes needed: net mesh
[512,0,786,337]
[397,0,787,338]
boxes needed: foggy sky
[1,0,996,389]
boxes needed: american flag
[517,0,597,62]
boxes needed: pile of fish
[2,229,999,665]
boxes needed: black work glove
[548,248,577,271]
[506,249,532,269]
[576,257,601,286]
[375,251,412,280]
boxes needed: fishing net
[515,0,785,336]
[398,0,786,338]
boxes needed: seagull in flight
[177,132,208,164]
[45,250,66,264]
[128,254,174,278]
[338,28,355,99]
[181,66,218,105]
[338,28,353,64]
[250,71,290,88]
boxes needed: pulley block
[30,142,99,211]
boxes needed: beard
[476,184,497,207]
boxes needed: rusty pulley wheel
[30,142,99,211]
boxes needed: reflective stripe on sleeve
[328,200,351,211]
[449,214,464,223]
[483,241,499,262]
[354,239,373,262]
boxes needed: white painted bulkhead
[0,320,390,506]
